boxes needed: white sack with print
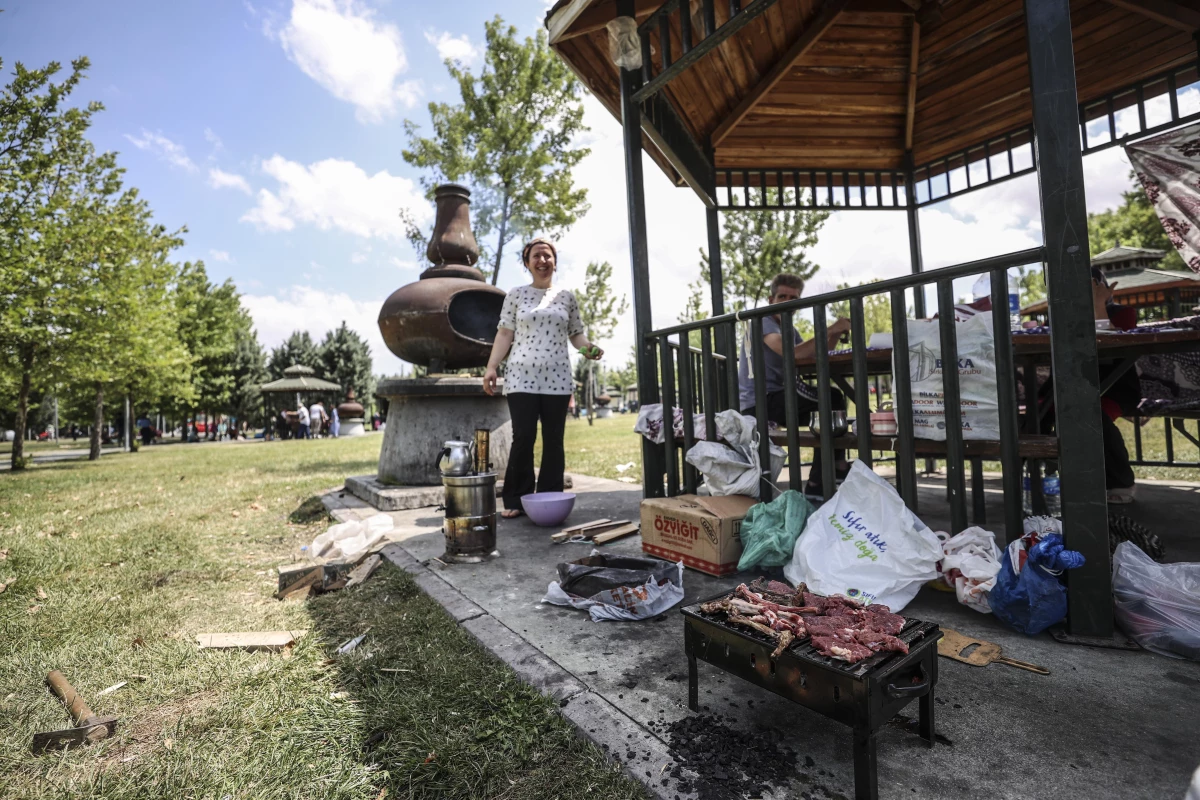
[784,461,942,610]
[901,313,1000,441]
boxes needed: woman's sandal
[501,509,524,519]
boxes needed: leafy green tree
[173,262,244,436]
[318,322,374,404]
[267,331,321,379]
[829,281,892,344]
[692,189,830,314]
[228,316,268,429]
[1089,170,1185,271]
[573,261,628,425]
[403,16,590,285]
[0,58,100,468]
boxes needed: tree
[573,261,628,425]
[829,281,892,344]
[227,316,268,429]
[318,322,374,405]
[0,58,100,468]
[173,262,244,437]
[267,331,321,379]
[692,189,830,314]
[403,16,590,285]
[1089,170,1185,271]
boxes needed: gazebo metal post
[707,204,734,405]
[619,0,665,498]
[902,153,926,320]
[1025,0,1112,639]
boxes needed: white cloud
[241,155,431,239]
[208,168,252,194]
[274,0,420,124]
[204,127,225,158]
[351,250,369,264]
[124,130,197,172]
[241,285,407,373]
[209,249,233,262]
[424,30,482,65]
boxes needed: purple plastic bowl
[521,492,576,527]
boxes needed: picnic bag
[783,461,943,610]
[901,312,1000,441]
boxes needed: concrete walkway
[323,474,1200,800]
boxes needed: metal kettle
[437,440,474,476]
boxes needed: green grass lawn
[0,436,643,799]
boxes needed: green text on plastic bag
[737,490,816,571]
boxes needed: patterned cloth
[1126,121,1200,273]
[1135,316,1200,414]
[497,284,583,396]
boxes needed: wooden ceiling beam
[1098,0,1200,32]
[904,18,920,150]
[549,0,661,45]
[710,0,850,148]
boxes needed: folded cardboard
[640,494,757,576]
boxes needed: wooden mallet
[31,670,119,753]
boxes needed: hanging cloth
[1125,120,1200,274]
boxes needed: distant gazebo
[1022,244,1200,321]
[260,365,341,430]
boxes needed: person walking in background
[330,406,340,438]
[308,401,327,439]
[297,403,311,440]
[483,238,603,519]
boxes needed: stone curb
[376,540,686,800]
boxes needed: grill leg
[919,678,936,749]
[852,727,879,800]
[687,653,699,712]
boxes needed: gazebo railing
[646,247,1046,540]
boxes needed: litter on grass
[336,629,371,655]
[196,630,307,651]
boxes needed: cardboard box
[640,494,757,576]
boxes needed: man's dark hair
[769,274,806,298]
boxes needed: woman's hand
[581,345,604,360]
[483,366,499,396]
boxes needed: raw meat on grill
[697,581,908,663]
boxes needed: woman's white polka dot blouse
[497,284,584,396]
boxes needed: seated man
[737,273,852,498]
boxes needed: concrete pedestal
[595,407,613,419]
[338,418,366,437]
[376,376,511,486]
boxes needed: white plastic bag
[1112,541,1200,660]
[311,513,394,560]
[902,313,1000,441]
[684,410,783,498]
[543,555,684,622]
[783,461,942,610]
[937,527,1002,613]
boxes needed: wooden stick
[559,518,611,534]
[551,519,630,543]
[590,523,640,545]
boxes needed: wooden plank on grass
[344,554,383,589]
[196,630,308,651]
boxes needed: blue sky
[2,0,1159,375]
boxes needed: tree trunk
[89,383,103,461]
[11,346,33,470]
[491,191,510,287]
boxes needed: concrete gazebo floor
[322,473,1200,800]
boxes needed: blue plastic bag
[990,533,1084,635]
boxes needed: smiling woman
[484,238,603,518]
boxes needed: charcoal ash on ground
[658,712,848,800]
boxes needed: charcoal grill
[682,592,942,800]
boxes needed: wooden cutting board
[937,627,1050,675]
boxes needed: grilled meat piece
[771,630,795,659]
[864,605,905,636]
[804,614,865,638]
[811,635,874,663]
[852,628,909,655]
[727,613,781,640]
[700,599,732,615]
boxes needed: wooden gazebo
[545,0,1200,640]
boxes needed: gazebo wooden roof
[546,0,1199,201]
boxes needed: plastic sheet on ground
[311,513,394,560]
[1113,541,1200,660]
[543,551,685,622]
[738,490,815,572]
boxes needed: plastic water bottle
[1042,473,1062,518]
[1007,272,1021,331]
[971,274,991,303]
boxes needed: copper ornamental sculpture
[378,184,505,371]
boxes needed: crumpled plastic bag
[685,411,784,498]
[1113,541,1200,660]
[990,532,1085,635]
[937,527,1002,613]
[543,551,684,622]
[311,513,393,560]
[738,490,815,571]
[634,403,705,445]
